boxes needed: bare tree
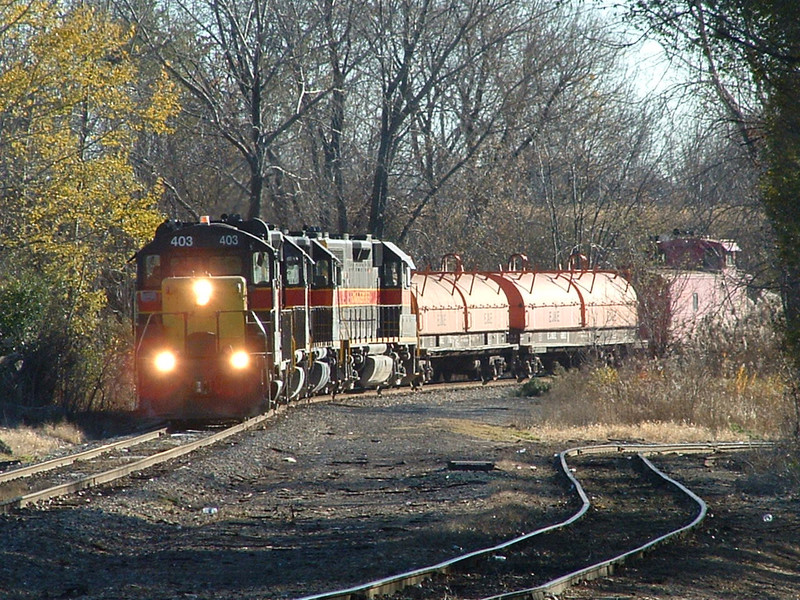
[360,0,535,239]
[119,0,334,221]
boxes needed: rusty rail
[0,427,168,484]
[0,414,276,514]
[295,441,772,600]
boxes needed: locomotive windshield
[170,254,242,277]
[283,253,304,286]
[143,255,162,287]
[381,260,403,288]
[313,258,330,287]
[252,252,271,285]
[139,251,258,288]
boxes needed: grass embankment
[521,357,794,443]
[0,422,84,463]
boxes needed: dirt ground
[1,385,799,599]
[567,448,800,600]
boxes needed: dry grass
[0,422,84,462]
[429,418,540,443]
[532,357,793,442]
[529,421,744,444]
[431,409,745,445]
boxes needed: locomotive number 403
[169,234,240,247]
[170,235,193,247]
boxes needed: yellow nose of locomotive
[161,275,248,352]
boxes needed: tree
[631,0,800,432]
[120,0,337,223]
[361,0,533,239]
[0,0,178,409]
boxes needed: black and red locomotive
[133,215,418,420]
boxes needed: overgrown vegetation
[0,2,176,420]
[532,317,792,439]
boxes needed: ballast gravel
[1,384,797,600]
[2,386,570,599]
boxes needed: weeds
[517,378,552,397]
[534,355,791,439]
[540,358,787,437]
[0,422,84,462]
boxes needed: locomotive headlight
[230,350,250,370]
[154,350,177,373]
[193,279,213,306]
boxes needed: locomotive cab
[134,218,281,420]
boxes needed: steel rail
[294,440,773,600]
[0,428,169,484]
[0,413,275,514]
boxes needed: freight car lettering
[170,235,194,247]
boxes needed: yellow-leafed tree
[0,1,179,410]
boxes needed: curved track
[296,441,772,600]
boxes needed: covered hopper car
[411,253,641,382]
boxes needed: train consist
[132,216,737,421]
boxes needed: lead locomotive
[133,215,418,420]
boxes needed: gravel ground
[1,384,798,599]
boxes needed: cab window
[313,259,330,287]
[284,254,303,286]
[253,252,271,285]
[143,255,162,287]
[381,261,402,288]
[207,255,242,276]
[170,256,199,276]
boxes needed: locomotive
[133,214,418,420]
[133,214,641,420]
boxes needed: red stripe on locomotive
[248,287,273,311]
[337,288,379,306]
[283,287,306,306]
[379,288,409,305]
[310,289,334,305]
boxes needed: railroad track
[0,414,276,514]
[297,441,773,600]
[0,377,502,516]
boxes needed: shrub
[0,267,136,417]
[518,378,552,397]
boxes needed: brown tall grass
[536,356,791,440]
[0,422,84,462]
